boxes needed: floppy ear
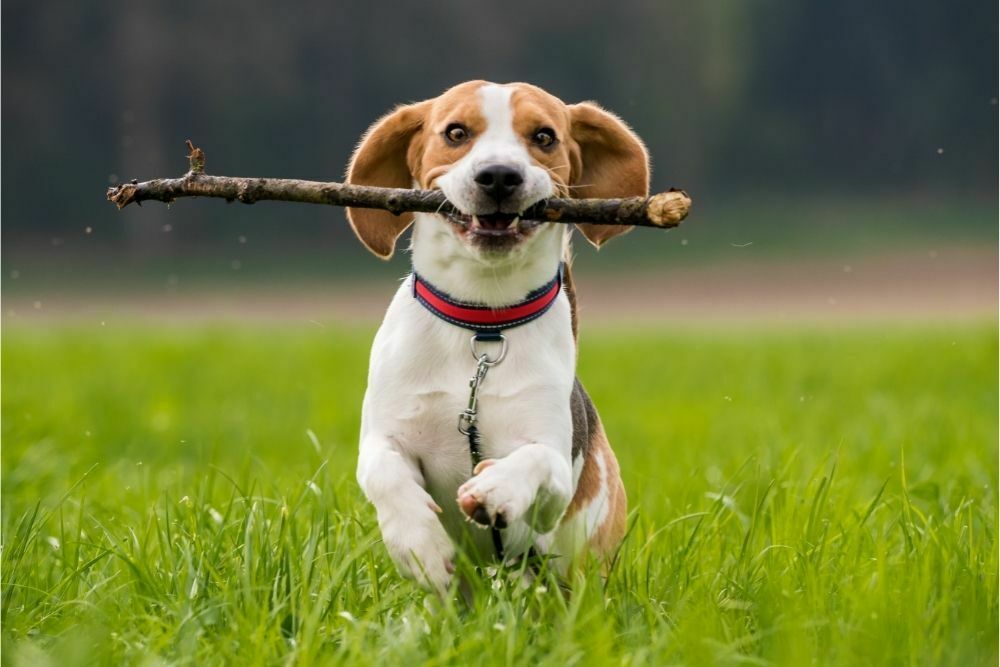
[568,102,650,248]
[346,101,430,259]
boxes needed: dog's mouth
[446,212,543,238]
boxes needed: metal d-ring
[470,333,507,366]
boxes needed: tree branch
[106,142,692,229]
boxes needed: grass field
[2,323,997,665]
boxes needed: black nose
[473,164,524,202]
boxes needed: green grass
[2,323,997,665]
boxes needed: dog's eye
[532,128,557,148]
[444,123,470,145]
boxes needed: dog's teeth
[471,215,480,229]
[508,216,520,229]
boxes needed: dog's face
[346,81,649,260]
[423,82,571,257]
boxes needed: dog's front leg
[357,434,455,592]
[456,443,573,534]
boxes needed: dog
[346,81,648,592]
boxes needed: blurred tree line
[2,0,996,248]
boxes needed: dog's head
[346,81,649,260]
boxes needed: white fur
[357,83,579,591]
[410,214,564,306]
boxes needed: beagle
[347,81,648,592]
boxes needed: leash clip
[458,333,507,435]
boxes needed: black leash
[458,332,508,560]
[464,424,506,560]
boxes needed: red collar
[412,268,562,333]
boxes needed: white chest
[360,279,575,541]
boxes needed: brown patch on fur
[567,102,650,248]
[346,81,490,258]
[345,100,432,259]
[508,84,576,196]
[588,440,627,556]
[564,383,628,556]
[413,81,489,188]
[562,252,579,343]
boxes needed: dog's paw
[456,458,535,529]
[379,508,455,594]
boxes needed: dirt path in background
[575,246,996,324]
[4,247,996,326]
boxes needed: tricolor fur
[348,81,647,592]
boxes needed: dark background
[2,0,997,296]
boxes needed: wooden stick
[106,141,692,228]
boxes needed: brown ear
[346,101,430,259]
[568,102,650,248]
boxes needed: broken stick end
[106,183,137,210]
[647,190,692,228]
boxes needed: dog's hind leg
[550,380,628,569]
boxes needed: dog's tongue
[477,214,516,230]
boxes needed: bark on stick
[106,142,691,229]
